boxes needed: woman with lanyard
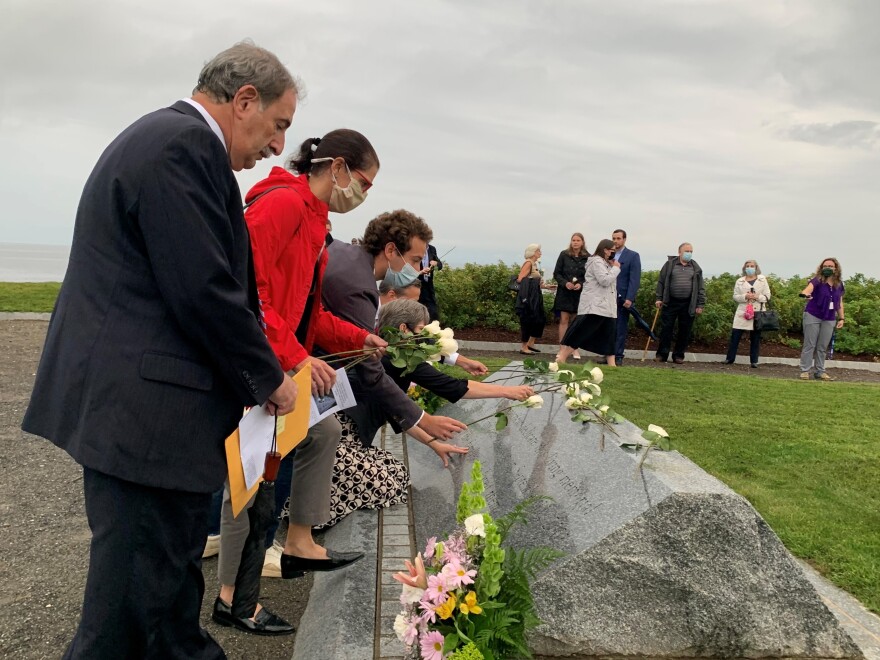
[798,257,845,381]
[211,130,385,636]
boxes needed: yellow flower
[436,593,457,619]
[459,591,483,616]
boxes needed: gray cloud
[1,0,879,280]
[781,120,880,150]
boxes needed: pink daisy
[420,630,444,660]
[441,560,477,589]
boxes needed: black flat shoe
[528,347,541,353]
[750,363,758,369]
[211,598,295,636]
[723,360,734,365]
[280,549,365,579]
[518,350,532,355]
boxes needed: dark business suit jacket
[22,101,285,493]
[321,240,424,442]
[615,247,642,303]
[417,243,441,306]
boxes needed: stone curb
[458,340,880,373]
[0,312,51,320]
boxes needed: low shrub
[433,263,880,356]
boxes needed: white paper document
[309,368,357,427]
[238,403,276,489]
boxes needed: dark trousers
[726,328,761,364]
[656,298,695,361]
[65,467,225,660]
[615,303,632,361]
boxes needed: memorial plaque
[407,366,861,659]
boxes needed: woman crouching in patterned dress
[281,299,535,530]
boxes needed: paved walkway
[458,340,880,373]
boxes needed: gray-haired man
[22,42,300,659]
[654,242,706,363]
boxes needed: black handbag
[508,274,521,292]
[753,301,780,332]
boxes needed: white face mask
[311,157,367,213]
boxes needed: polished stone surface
[407,366,862,658]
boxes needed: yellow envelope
[225,364,312,517]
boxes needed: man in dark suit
[417,242,442,321]
[21,42,300,659]
[612,229,643,365]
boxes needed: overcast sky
[1,0,878,278]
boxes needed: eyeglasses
[352,168,374,192]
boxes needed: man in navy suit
[22,42,300,659]
[417,242,442,321]
[612,229,643,365]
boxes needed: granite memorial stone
[407,372,862,659]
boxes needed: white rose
[564,397,581,409]
[647,424,669,438]
[464,513,486,537]
[598,404,610,413]
[586,383,601,396]
[400,584,423,605]
[548,362,559,373]
[438,336,459,357]
[439,327,455,339]
[524,394,544,409]
[566,383,580,397]
[393,614,409,641]
[558,369,576,380]
[423,320,442,335]
[590,367,604,384]
[579,392,593,403]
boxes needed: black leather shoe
[673,357,684,364]
[280,549,365,579]
[211,598,295,636]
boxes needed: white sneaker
[262,541,284,578]
[572,352,581,360]
[202,534,220,559]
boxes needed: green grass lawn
[0,282,61,312]
[471,358,880,613]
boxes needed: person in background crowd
[611,229,644,365]
[21,42,300,658]
[215,129,385,635]
[556,239,620,365]
[552,233,590,360]
[516,243,547,355]
[724,260,771,368]
[799,257,845,381]
[654,242,705,364]
[417,242,442,321]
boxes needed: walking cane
[641,305,661,361]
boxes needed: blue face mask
[382,247,420,289]
[681,251,693,262]
[745,267,756,276]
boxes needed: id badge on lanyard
[828,284,834,310]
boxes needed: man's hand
[655,300,663,309]
[695,307,704,315]
[429,260,438,268]
[267,376,298,416]
[419,266,432,275]
[418,414,467,440]
[364,333,388,359]
[457,356,488,376]
[623,299,633,309]
[565,282,574,290]
[504,385,534,401]
[296,356,336,397]
[429,440,469,468]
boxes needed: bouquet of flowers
[321,321,459,376]
[392,462,562,659]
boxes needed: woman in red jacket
[213,130,386,635]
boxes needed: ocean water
[0,243,70,282]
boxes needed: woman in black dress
[516,243,547,354]
[552,233,590,359]
[557,238,621,366]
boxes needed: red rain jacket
[244,168,367,371]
